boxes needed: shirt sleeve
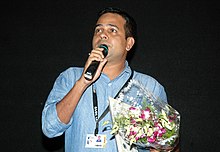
[133,71,168,103]
[41,70,74,138]
[158,85,167,103]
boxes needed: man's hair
[97,7,137,41]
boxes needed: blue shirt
[42,62,167,152]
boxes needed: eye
[94,28,102,34]
[110,28,117,33]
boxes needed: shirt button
[108,83,112,86]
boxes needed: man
[42,7,168,152]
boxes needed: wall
[0,1,219,151]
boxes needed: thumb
[93,58,108,79]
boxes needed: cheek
[92,37,98,47]
[112,38,127,48]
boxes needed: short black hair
[97,7,137,41]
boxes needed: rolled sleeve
[41,68,77,138]
[42,103,72,138]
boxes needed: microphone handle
[84,44,108,80]
[84,60,100,80]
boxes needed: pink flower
[139,113,145,120]
[156,128,166,137]
[130,131,137,136]
[139,108,151,120]
[145,107,151,112]
[153,131,159,136]
[130,118,136,124]
[161,128,166,134]
[154,122,159,127]
[129,106,136,110]
[147,136,156,143]
[158,130,163,137]
[141,134,146,138]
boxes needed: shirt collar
[98,60,132,82]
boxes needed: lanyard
[92,70,134,135]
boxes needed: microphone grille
[99,44,108,57]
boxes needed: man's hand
[82,47,107,83]
[150,149,160,152]
[150,143,180,152]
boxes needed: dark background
[0,0,219,152]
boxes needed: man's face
[92,13,129,63]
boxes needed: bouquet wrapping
[109,79,180,152]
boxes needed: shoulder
[60,67,83,77]
[133,70,160,85]
[133,70,167,102]
[55,67,84,84]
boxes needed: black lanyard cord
[93,70,134,135]
[93,88,98,122]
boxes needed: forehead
[96,13,126,27]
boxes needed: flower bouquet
[108,80,180,152]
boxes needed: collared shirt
[42,62,167,152]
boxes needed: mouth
[96,41,111,48]
[98,43,109,48]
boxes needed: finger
[88,50,104,62]
[93,58,108,79]
[91,48,105,58]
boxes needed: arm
[42,47,107,137]
[56,47,108,124]
[55,78,89,124]
[41,70,88,137]
[52,48,107,124]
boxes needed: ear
[125,37,135,51]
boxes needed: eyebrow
[95,24,119,30]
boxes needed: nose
[100,32,108,40]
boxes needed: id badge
[85,134,107,148]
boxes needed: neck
[102,62,126,80]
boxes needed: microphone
[84,44,108,80]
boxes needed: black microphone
[84,44,108,80]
